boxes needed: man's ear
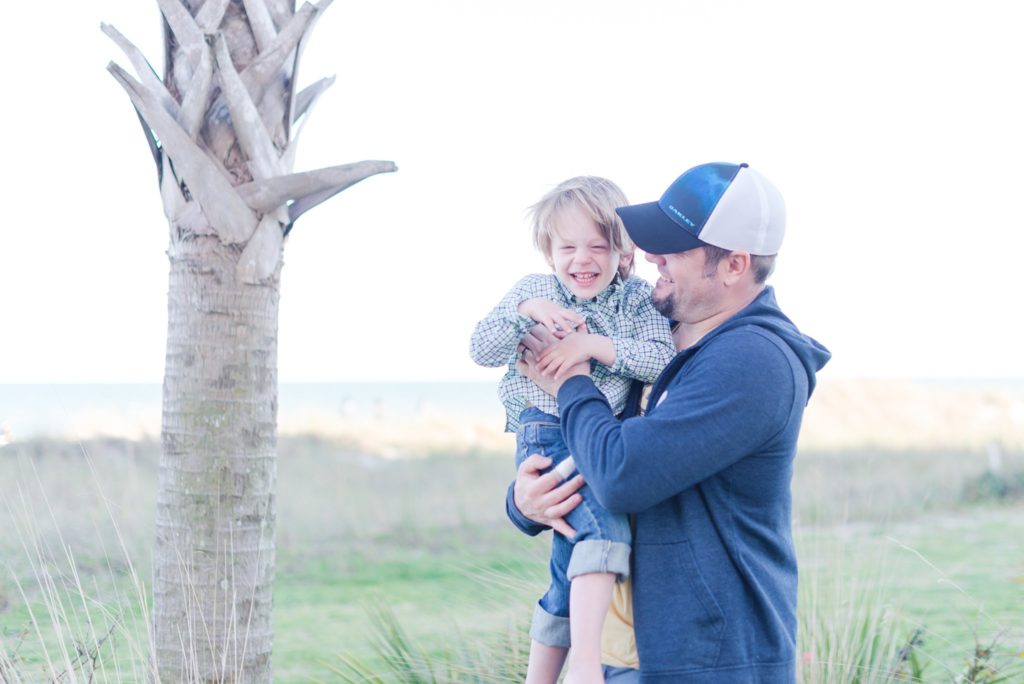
[722,251,752,285]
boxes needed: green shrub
[961,469,1024,503]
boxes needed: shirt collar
[553,273,625,306]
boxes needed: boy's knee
[566,540,630,581]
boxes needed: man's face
[547,206,630,300]
[647,247,722,323]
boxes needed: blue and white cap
[616,163,785,256]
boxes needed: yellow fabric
[600,379,661,670]
[601,577,639,668]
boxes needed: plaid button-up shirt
[470,273,675,432]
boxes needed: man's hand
[517,347,589,396]
[517,298,584,338]
[513,454,585,538]
[518,323,560,358]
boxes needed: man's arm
[556,331,796,513]
[502,326,590,536]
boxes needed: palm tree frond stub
[104,1,395,679]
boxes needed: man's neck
[674,316,725,351]
[673,285,764,351]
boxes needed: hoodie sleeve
[557,328,799,514]
[469,274,558,367]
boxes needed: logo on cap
[665,205,695,228]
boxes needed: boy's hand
[517,298,584,338]
[537,332,593,379]
[536,324,612,379]
[517,324,594,394]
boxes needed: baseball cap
[616,162,785,255]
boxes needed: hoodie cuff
[557,374,603,407]
[505,482,547,537]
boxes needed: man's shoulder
[682,326,805,412]
[681,326,795,385]
[704,323,790,357]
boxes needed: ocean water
[3,379,1022,445]
[0,382,503,439]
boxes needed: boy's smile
[546,206,631,300]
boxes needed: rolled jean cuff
[529,603,570,648]
[603,665,641,683]
[566,540,631,581]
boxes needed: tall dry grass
[0,446,155,682]
[2,433,1023,682]
[0,436,520,681]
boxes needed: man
[507,162,831,682]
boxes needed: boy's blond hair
[528,176,636,279]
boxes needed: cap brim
[616,202,706,255]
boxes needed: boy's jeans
[515,407,631,648]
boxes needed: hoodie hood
[700,286,831,398]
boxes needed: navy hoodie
[508,286,830,682]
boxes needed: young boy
[470,177,674,683]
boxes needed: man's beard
[652,291,675,319]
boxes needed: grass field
[1,435,1023,682]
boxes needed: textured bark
[105,0,395,680]
[155,237,279,682]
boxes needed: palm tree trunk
[154,235,279,681]
[105,2,395,679]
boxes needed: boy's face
[547,206,632,300]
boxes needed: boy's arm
[536,286,674,381]
[604,285,675,383]
[469,274,559,367]
[535,327,615,379]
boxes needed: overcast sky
[3,0,1022,383]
